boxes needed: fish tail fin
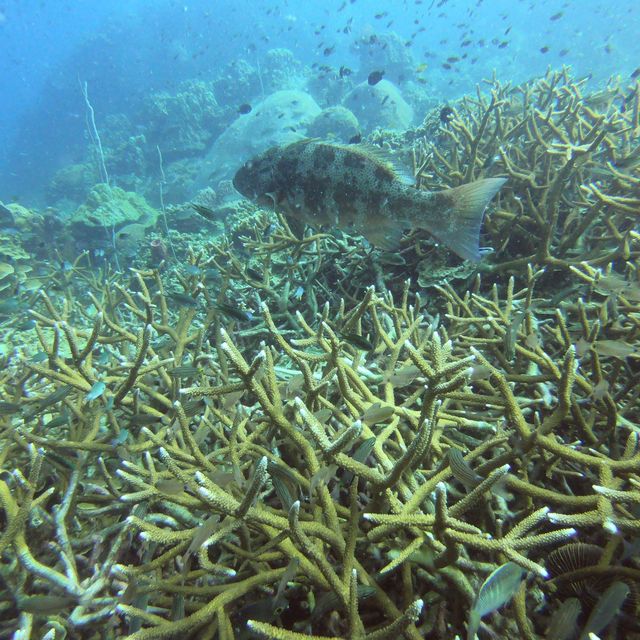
[416,178,506,262]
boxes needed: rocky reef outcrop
[67,184,159,250]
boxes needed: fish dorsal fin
[338,143,416,185]
[286,137,322,149]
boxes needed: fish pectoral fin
[362,224,404,250]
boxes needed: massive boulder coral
[192,89,321,190]
[350,31,417,86]
[343,79,414,132]
[212,58,262,109]
[46,163,96,208]
[307,106,360,142]
[0,203,54,260]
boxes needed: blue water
[0,0,638,204]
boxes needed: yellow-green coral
[1,69,639,640]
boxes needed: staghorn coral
[1,70,640,639]
[0,258,638,638]
[412,67,640,272]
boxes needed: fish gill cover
[0,1,639,639]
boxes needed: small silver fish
[31,385,73,413]
[309,464,339,498]
[168,365,200,379]
[0,401,20,415]
[313,408,333,423]
[156,479,184,495]
[86,381,106,401]
[17,594,76,613]
[362,402,394,425]
[387,364,421,386]
[547,598,581,640]
[594,339,638,359]
[467,562,526,640]
[448,448,483,488]
[186,515,221,558]
[578,581,629,640]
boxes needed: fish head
[233,147,282,207]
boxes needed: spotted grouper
[233,139,506,262]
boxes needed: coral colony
[1,67,640,639]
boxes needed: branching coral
[1,69,639,639]
[1,258,637,638]
[414,68,640,273]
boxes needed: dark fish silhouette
[233,140,506,262]
[367,70,384,85]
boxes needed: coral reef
[413,68,640,273]
[343,80,414,133]
[191,90,321,190]
[0,203,62,262]
[46,163,97,209]
[1,70,639,640]
[0,232,30,263]
[212,59,262,111]
[350,32,416,86]
[262,48,308,94]
[142,81,227,161]
[115,223,150,258]
[307,107,361,143]
[67,184,159,251]
[107,134,149,194]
